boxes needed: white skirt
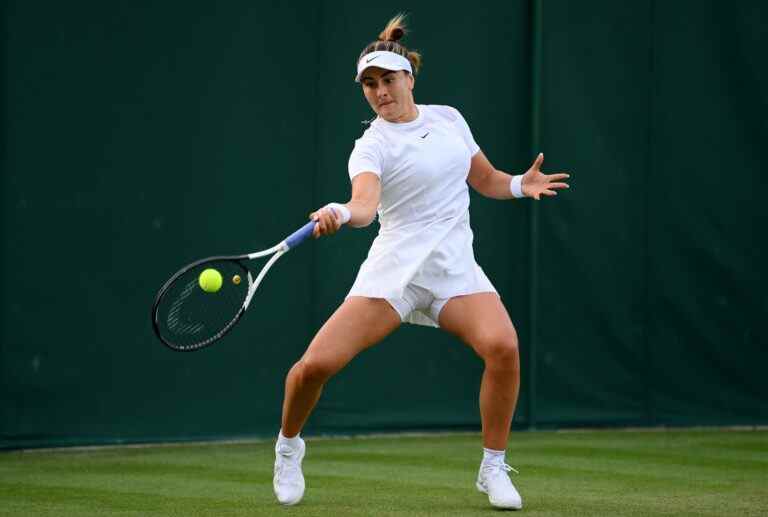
[347,211,497,327]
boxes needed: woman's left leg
[438,292,523,510]
[438,292,520,450]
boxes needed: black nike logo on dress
[420,132,429,139]
[366,55,381,63]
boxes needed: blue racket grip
[284,220,317,249]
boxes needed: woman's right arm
[345,172,381,227]
[311,172,381,237]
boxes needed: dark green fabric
[646,1,768,425]
[2,1,766,449]
[536,0,768,426]
[535,1,653,425]
[2,2,319,448]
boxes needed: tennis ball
[199,268,223,293]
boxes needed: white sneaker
[476,460,523,510]
[273,438,306,505]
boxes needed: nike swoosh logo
[420,132,429,139]
[366,55,381,63]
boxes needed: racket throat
[243,249,285,310]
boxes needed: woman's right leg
[281,296,401,436]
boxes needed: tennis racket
[151,220,317,352]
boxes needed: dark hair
[357,14,422,75]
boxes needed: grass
[0,429,766,516]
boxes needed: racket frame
[151,220,317,351]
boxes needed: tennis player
[273,15,569,510]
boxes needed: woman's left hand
[522,153,570,200]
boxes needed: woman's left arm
[467,151,570,200]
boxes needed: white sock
[482,447,505,464]
[277,430,302,449]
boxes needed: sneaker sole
[476,481,523,510]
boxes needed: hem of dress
[345,287,498,303]
[345,290,404,300]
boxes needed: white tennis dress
[347,104,497,326]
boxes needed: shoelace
[482,461,519,476]
[275,448,301,478]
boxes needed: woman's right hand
[310,206,343,238]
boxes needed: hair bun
[388,27,405,42]
[361,14,421,77]
[378,13,408,43]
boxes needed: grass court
[1,429,765,516]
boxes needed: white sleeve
[348,135,384,181]
[450,107,481,156]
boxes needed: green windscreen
[2,1,766,449]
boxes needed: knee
[477,331,519,370]
[295,355,336,386]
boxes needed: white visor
[355,50,413,82]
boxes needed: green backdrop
[2,1,766,449]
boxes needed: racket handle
[284,220,316,249]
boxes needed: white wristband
[510,175,525,199]
[324,203,351,224]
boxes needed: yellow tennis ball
[198,268,223,293]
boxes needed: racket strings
[154,260,249,350]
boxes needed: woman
[273,15,569,510]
